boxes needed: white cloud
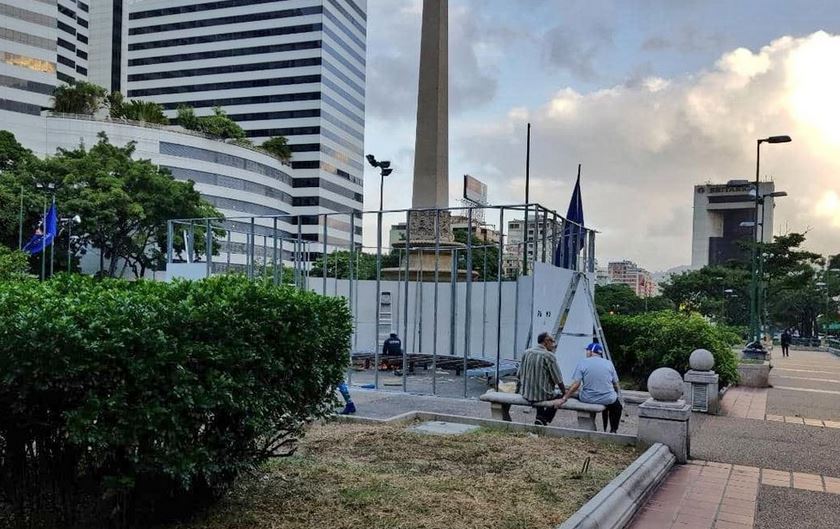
[455,32,840,270]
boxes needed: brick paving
[720,387,767,420]
[628,462,840,528]
[628,461,759,529]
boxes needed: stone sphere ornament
[647,368,684,402]
[689,348,715,371]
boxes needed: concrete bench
[479,390,606,431]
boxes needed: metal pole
[40,199,46,281]
[432,209,440,395]
[495,208,505,390]
[416,249,424,354]
[67,222,72,273]
[249,218,256,280]
[18,185,24,250]
[226,228,231,270]
[463,208,474,397]
[206,219,212,278]
[523,123,531,276]
[349,214,356,352]
[541,207,548,263]
[402,211,411,392]
[482,239,488,355]
[49,196,54,277]
[513,266,520,358]
[297,220,303,289]
[551,211,558,266]
[272,218,278,284]
[449,248,458,359]
[322,216,328,294]
[374,210,383,389]
[167,220,173,266]
[262,234,268,279]
[379,170,384,212]
[750,141,761,344]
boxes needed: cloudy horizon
[362,0,840,272]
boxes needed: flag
[23,202,58,255]
[555,167,585,270]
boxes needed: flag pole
[40,199,46,281]
[49,195,55,277]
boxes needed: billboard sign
[463,174,488,205]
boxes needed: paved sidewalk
[628,461,759,529]
[632,348,840,529]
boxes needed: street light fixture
[749,135,792,346]
[61,215,82,273]
[366,154,394,212]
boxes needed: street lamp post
[749,135,791,346]
[62,215,81,273]
[366,154,393,212]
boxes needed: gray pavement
[756,485,840,529]
[766,387,840,421]
[690,414,840,476]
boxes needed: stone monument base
[382,210,475,281]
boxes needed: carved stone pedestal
[382,211,473,281]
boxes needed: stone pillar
[683,348,720,414]
[412,0,449,211]
[638,368,692,464]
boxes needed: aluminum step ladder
[550,272,611,360]
[377,290,393,346]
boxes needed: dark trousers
[601,399,623,433]
[781,344,790,357]
[535,405,558,425]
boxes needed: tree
[0,245,28,279]
[261,136,293,164]
[311,250,400,280]
[453,229,501,280]
[53,133,222,277]
[593,283,674,316]
[660,266,750,326]
[52,81,109,115]
[176,106,249,143]
[109,93,169,125]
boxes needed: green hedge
[0,274,351,527]
[601,311,740,389]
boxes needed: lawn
[170,421,639,529]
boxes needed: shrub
[0,274,351,527]
[0,245,28,279]
[602,311,740,389]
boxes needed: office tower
[1,1,90,119]
[692,180,776,268]
[125,0,366,248]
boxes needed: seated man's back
[573,355,618,405]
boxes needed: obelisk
[384,0,466,280]
[410,0,451,242]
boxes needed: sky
[362,0,840,272]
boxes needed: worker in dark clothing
[380,333,403,373]
[382,333,402,356]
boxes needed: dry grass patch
[170,421,638,529]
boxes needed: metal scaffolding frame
[166,203,597,399]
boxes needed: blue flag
[23,202,58,255]
[555,167,585,270]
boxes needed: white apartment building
[607,260,656,298]
[503,214,563,276]
[124,0,366,249]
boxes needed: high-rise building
[1,1,90,128]
[124,0,366,248]
[1,0,367,254]
[607,260,656,298]
[503,215,563,276]
[691,180,776,268]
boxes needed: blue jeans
[338,382,352,404]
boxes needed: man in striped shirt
[516,332,567,425]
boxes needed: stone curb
[557,443,675,529]
[332,410,637,446]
